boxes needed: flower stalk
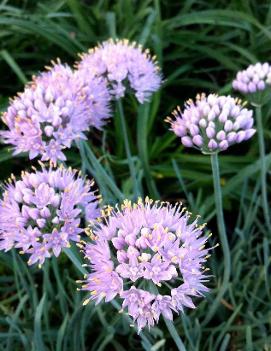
[164,317,187,351]
[255,105,271,230]
[79,140,124,202]
[117,100,141,198]
[203,153,231,324]
[137,103,159,198]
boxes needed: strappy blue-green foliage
[0,0,270,350]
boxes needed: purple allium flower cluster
[232,63,271,94]
[77,39,162,103]
[167,93,255,154]
[232,63,271,106]
[0,62,111,164]
[0,165,100,266]
[82,198,210,331]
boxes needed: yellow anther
[82,298,91,306]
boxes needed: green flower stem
[76,139,87,175]
[150,282,186,351]
[117,100,141,198]
[64,249,153,347]
[110,300,153,348]
[164,318,187,351]
[79,140,124,202]
[255,105,270,230]
[203,153,231,325]
[77,140,113,201]
[137,103,160,198]
[63,247,87,276]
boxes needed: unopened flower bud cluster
[168,94,255,153]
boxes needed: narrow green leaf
[34,294,46,351]
[0,50,27,84]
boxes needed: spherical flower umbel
[167,93,255,154]
[0,61,111,164]
[81,198,210,331]
[0,165,100,266]
[76,38,162,103]
[232,62,271,105]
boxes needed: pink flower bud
[189,124,199,136]
[236,130,246,143]
[227,131,237,143]
[224,120,233,132]
[216,130,226,141]
[206,127,215,138]
[208,139,217,150]
[257,80,265,90]
[219,140,229,150]
[181,136,193,147]
[245,128,256,140]
[192,135,203,147]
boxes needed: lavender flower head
[232,63,271,105]
[81,198,210,331]
[167,93,255,154]
[76,39,162,103]
[0,165,100,266]
[0,61,111,164]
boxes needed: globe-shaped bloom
[0,165,100,266]
[0,62,111,164]
[167,93,255,154]
[82,198,210,331]
[232,62,271,105]
[76,38,162,103]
